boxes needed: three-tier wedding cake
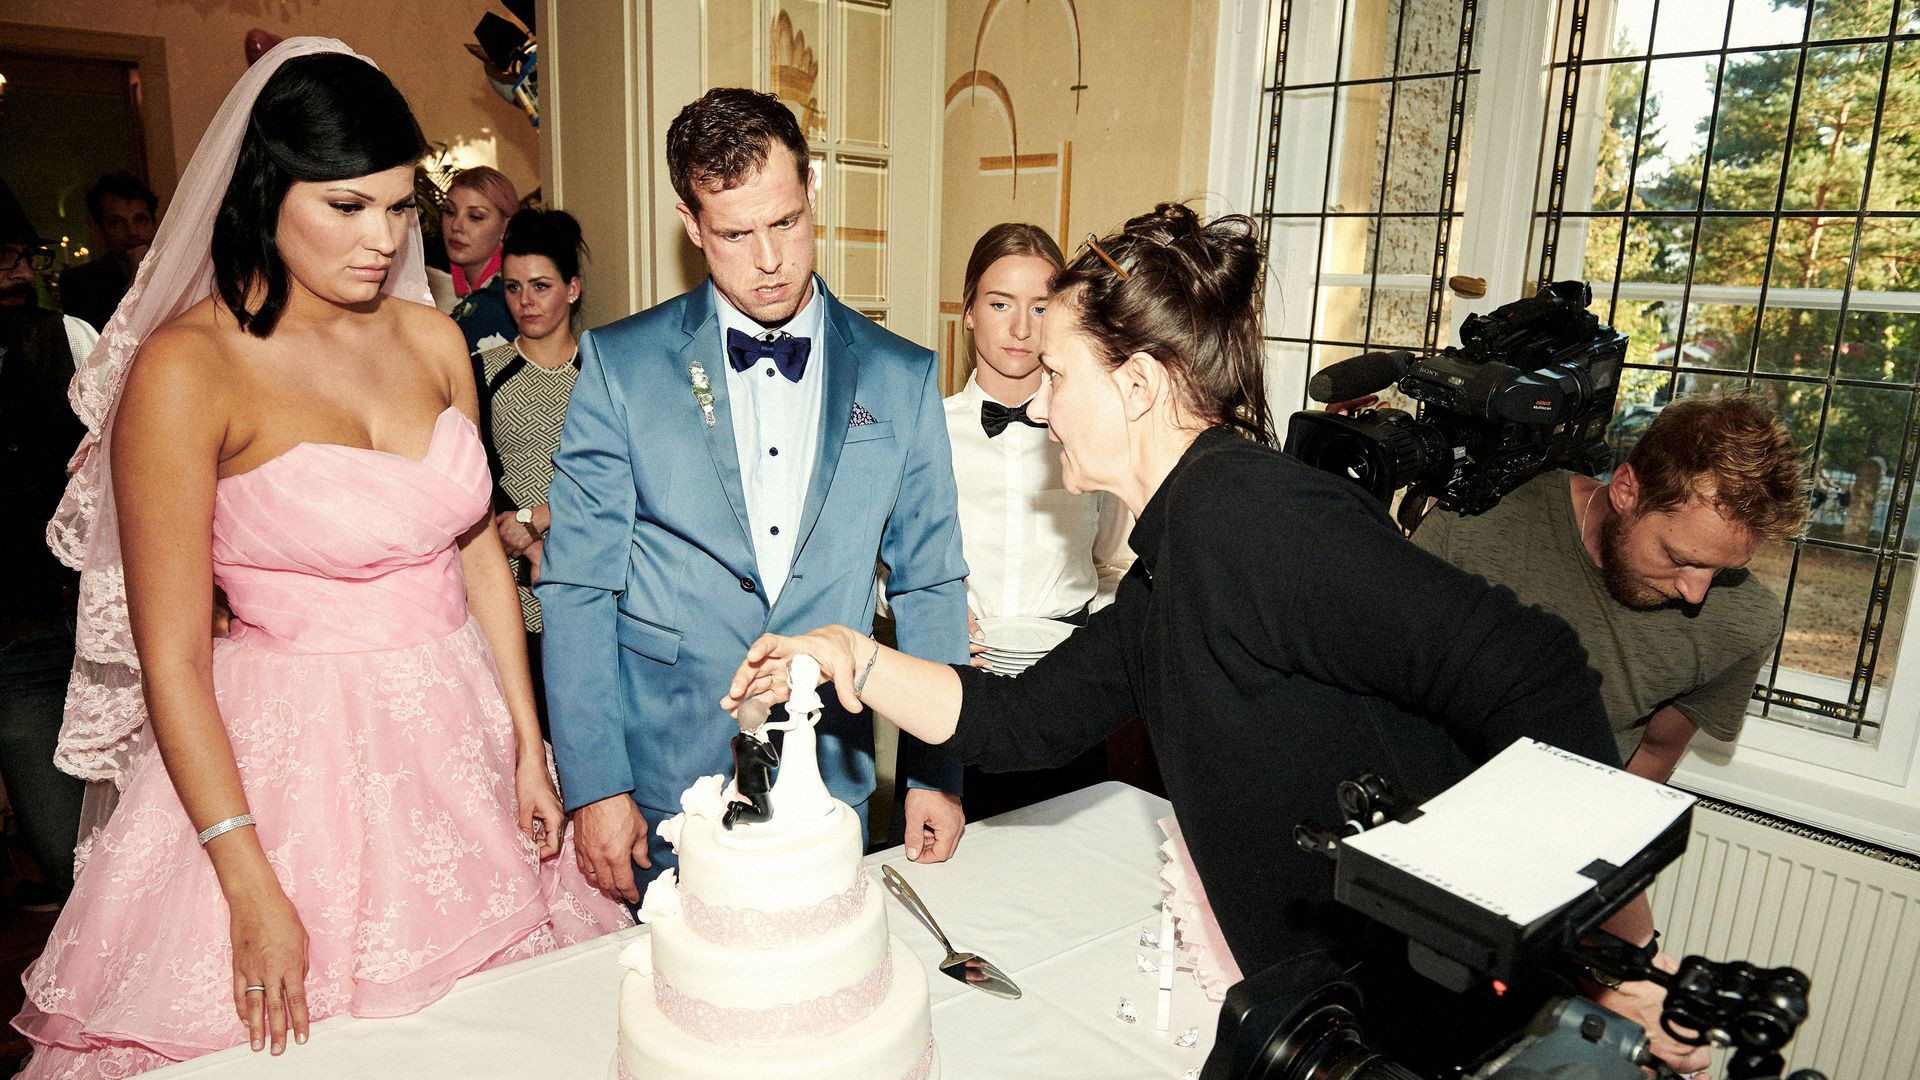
[613,657,938,1079]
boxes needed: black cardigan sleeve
[942,570,1145,772]
[1180,449,1620,769]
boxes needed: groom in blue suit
[537,89,970,902]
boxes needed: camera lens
[1254,984,1424,1080]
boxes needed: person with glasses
[0,189,94,915]
[0,201,100,366]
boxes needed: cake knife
[881,865,1023,1000]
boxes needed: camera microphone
[1307,350,1414,404]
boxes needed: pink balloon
[244,29,284,66]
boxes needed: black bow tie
[981,398,1046,438]
[727,327,812,382]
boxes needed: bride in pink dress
[14,38,630,1077]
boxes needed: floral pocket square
[849,402,878,427]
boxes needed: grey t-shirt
[1411,470,1783,760]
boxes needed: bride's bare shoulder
[123,298,241,407]
[388,294,471,387]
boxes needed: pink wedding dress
[14,406,632,1077]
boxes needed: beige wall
[939,0,1219,387]
[6,1,541,205]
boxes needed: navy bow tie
[981,398,1046,438]
[727,327,812,382]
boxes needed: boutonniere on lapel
[849,402,877,427]
[689,362,716,427]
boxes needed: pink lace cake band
[652,946,894,1045]
[614,1033,931,1079]
[904,1033,937,1080]
[679,870,868,947]
[613,1031,934,1078]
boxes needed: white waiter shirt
[715,277,828,606]
[944,371,1133,621]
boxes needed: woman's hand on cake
[721,626,865,715]
[515,756,565,859]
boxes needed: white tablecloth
[152,781,1223,1078]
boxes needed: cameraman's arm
[1626,705,1698,784]
[1587,948,1710,1076]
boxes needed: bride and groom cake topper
[725,654,833,829]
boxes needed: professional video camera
[1284,280,1626,531]
[1199,741,1825,1080]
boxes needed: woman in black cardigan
[723,203,1706,1077]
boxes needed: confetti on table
[1114,997,1138,1024]
[1135,953,1157,973]
[1138,928,1159,948]
[1180,1070,1200,1080]
[1174,1027,1199,1048]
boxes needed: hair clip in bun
[1084,234,1131,281]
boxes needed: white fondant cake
[615,771,938,1078]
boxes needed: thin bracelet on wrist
[852,635,880,697]
[197,813,256,846]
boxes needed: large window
[1532,0,1920,752]
[1245,0,1920,844]
[1254,0,1483,409]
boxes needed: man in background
[1412,393,1808,781]
[57,172,157,330]
[0,188,91,908]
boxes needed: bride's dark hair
[211,52,428,337]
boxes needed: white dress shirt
[716,277,828,605]
[944,372,1134,621]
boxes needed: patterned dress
[477,339,580,633]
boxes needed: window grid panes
[1531,0,1920,743]
[1254,0,1483,408]
[766,0,893,316]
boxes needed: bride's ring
[244,984,268,994]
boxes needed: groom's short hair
[667,88,811,213]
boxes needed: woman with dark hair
[15,39,627,1077]
[476,208,589,728]
[442,166,520,353]
[941,222,1132,819]
[724,204,1704,1075]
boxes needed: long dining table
[152,781,1225,1078]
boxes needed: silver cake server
[881,865,1022,999]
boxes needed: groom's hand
[903,789,964,863]
[574,794,650,903]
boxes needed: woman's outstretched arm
[720,625,963,745]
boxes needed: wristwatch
[514,506,541,538]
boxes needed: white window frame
[1212,0,1920,853]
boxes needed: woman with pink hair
[443,165,519,353]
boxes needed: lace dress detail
[13,407,632,1075]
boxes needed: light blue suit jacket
[536,279,970,817]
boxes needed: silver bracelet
[197,813,256,846]
[852,636,881,697]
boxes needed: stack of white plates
[973,616,1076,676]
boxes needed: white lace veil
[46,37,432,835]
